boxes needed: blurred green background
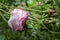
[0,0,60,40]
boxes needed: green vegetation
[0,0,60,40]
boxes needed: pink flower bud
[8,8,29,31]
[49,9,55,15]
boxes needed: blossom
[8,8,29,31]
[49,9,55,15]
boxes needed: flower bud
[49,9,55,15]
[8,8,29,31]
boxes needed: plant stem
[0,12,7,23]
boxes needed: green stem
[0,2,48,13]
[19,6,48,12]
[0,12,7,23]
[0,9,9,15]
[33,17,60,34]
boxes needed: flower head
[8,8,29,31]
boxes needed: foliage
[0,0,60,40]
